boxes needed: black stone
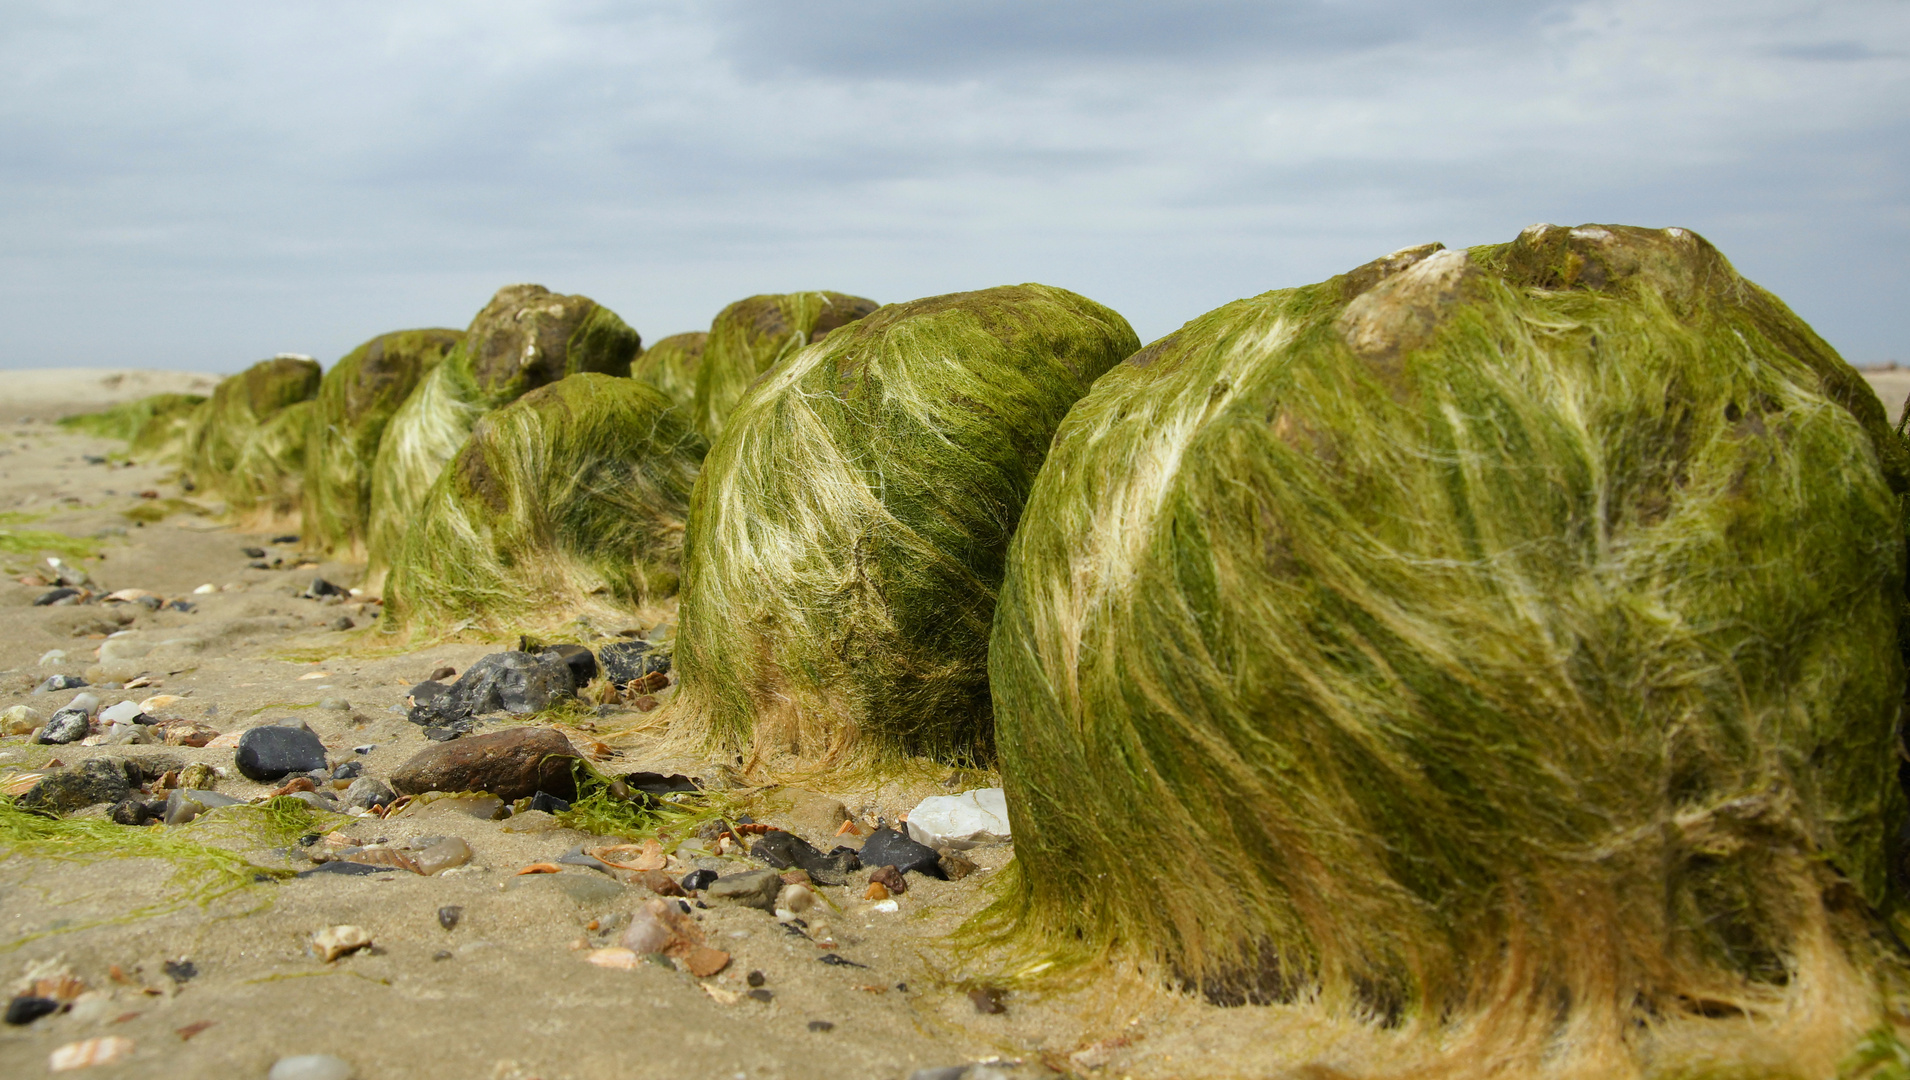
[538,643,599,687]
[408,680,450,707]
[163,959,198,983]
[528,791,571,814]
[304,577,346,598]
[296,861,385,878]
[817,953,868,968]
[746,970,766,987]
[4,996,59,1025]
[860,827,946,879]
[234,724,328,782]
[807,1020,835,1033]
[681,869,718,892]
[272,534,299,544]
[35,708,91,745]
[248,560,271,570]
[421,724,471,742]
[598,640,669,686]
[19,758,136,814]
[34,674,87,693]
[110,797,157,825]
[410,651,575,725]
[750,829,856,885]
[167,599,196,612]
[331,760,364,780]
[241,546,266,558]
[827,845,863,872]
[621,771,699,795]
[748,988,774,1002]
[33,588,80,607]
[438,905,462,931]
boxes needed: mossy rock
[180,356,321,512]
[366,286,642,579]
[985,225,1909,1069]
[691,292,878,440]
[630,331,707,411]
[303,328,462,555]
[672,284,1138,765]
[58,393,207,460]
[382,373,704,633]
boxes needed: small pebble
[747,970,765,988]
[747,988,773,1003]
[268,1053,357,1080]
[438,905,463,931]
[968,986,1006,1014]
[807,1020,835,1033]
[317,697,350,711]
[5,995,59,1025]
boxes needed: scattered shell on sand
[586,947,641,970]
[310,925,372,963]
[49,1036,135,1071]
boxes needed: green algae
[303,328,462,556]
[690,292,878,441]
[982,225,1909,1067]
[59,393,208,459]
[365,286,642,582]
[630,331,707,411]
[382,373,704,634]
[671,284,1138,767]
[179,356,321,517]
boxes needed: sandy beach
[4,363,1908,1080]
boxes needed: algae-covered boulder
[366,286,642,578]
[382,373,704,633]
[673,284,1138,765]
[181,355,321,516]
[303,328,462,555]
[630,331,706,411]
[59,393,207,460]
[987,226,1909,1071]
[691,292,878,440]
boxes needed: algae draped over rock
[690,292,878,441]
[303,328,462,556]
[366,286,642,580]
[672,284,1139,766]
[630,331,707,412]
[180,356,322,521]
[984,225,1910,1074]
[382,373,704,633]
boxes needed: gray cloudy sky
[2,0,1906,372]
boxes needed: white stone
[905,787,1011,850]
[65,692,101,717]
[38,649,66,666]
[99,700,142,724]
[268,1054,357,1080]
[192,583,216,594]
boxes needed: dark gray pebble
[4,995,59,1025]
[235,724,328,782]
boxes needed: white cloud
[0,0,1904,370]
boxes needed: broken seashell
[310,925,372,963]
[515,863,563,875]
[865,881,890,901]
[586,947,641,970]
[137,694,184,713]
[588,838,666,872]
[296,672,330,681]
[49,1036,135,1071]
[700,982,741,1006]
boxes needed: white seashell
[49,1035,135,1070]
[586,947,641,970]
[310,925,372,962]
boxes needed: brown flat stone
[388,726,580,801]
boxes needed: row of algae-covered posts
[70,225,1910,1077]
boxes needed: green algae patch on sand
[303,328,462,556]
[672,284,1139,767]
[630,331,707,411]
[690,292,879,441]
[365,286,642,581]
[59,392,208,460]
[982,225,1909,1074]
[179,356,321,516]
[381,373,704,634]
